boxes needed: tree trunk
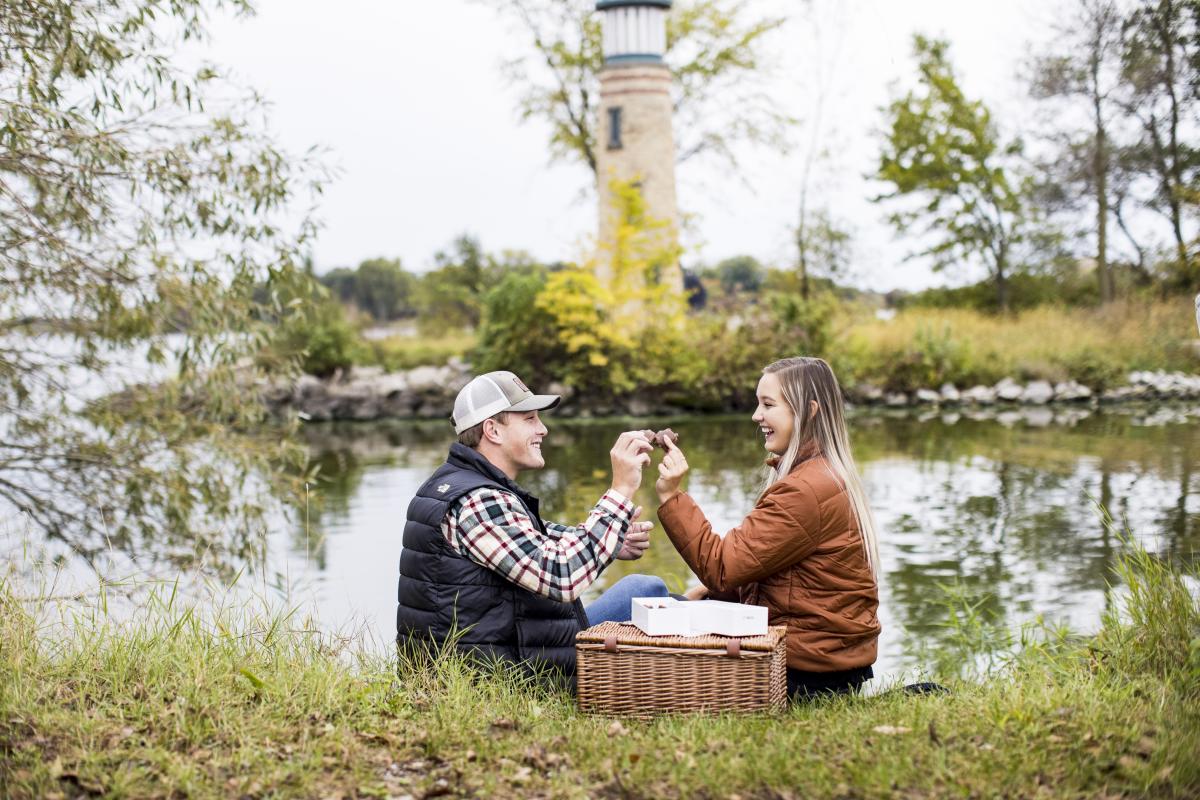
[995,252,1009,312]
[1097,147,1112,302]
[796,216,810,300]
[798,246,810,300]
[1156,0,1189,271]
[1091,44,1113,303]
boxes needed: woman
[656,356,880,699]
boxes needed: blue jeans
[584,574,669,625]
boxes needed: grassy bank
[2,544,1197,799]
[831,299,1197,392]
[358,329,476,373]
[336,299,1197,399]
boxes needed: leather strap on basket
[725,639,741,658]
[604,635,618,653]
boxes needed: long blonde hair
[760,356,880,576]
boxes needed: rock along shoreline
[262,362,1200,422]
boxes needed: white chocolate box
[630,597,768,637]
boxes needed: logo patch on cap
[512,376,529,393]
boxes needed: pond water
[7,404,1199,685]
[292,404,1200,682]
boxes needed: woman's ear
[809,399,820,420]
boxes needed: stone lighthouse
[594,0,682,293]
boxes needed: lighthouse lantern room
[598,0,670,64]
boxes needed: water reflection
[297,405,1199,679]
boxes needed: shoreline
[264,364,1200,423]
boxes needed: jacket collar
[446,443,536,502]
[764,438,822,471]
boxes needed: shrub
[472,269,562,383]
[1055,347,1124,389]
[275,296,362,377]
[767,291,835,357]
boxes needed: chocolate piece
[651,428,679,450]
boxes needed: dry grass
[831,298,1198,391]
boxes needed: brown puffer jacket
[657,449,880,672]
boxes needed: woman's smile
[753,372,794,455]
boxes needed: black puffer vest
[396,443,587,678]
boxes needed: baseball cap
[451,371,561,434]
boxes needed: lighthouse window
[607,106,623,150]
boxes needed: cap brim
[508,394,561,413]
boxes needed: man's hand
[609,430,654,499]
[615,506,653,560]
[655,435,689,504]
[683,584,710,601]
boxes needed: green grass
[3,541,1196,799]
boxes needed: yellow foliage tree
[534,180,693,394]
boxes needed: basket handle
[604,635,618,653]
[725,640,742,658]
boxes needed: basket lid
[576,621,786,652]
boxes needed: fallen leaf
[1156,765,1174,782]
[1135,736,1155,758]
[510,766,533,784]
[423,777,452,798]
[629,753,640,764]
[606,720,628,737]
[489,718,517,732]
[522,744,548,770]
[872,725,911,735]
[928,720,941,745]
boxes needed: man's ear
[482,417,505,445]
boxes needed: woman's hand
[655,437,689,504]
[683,584,709,601]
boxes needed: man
[396,370,668,679]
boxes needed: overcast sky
[202,0,1057,291]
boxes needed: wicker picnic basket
[575,621,788,718]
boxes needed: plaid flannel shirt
[441,487,635,603]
